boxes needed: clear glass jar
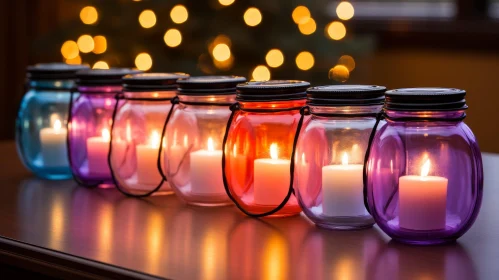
[164,76,246,206]
[16,63,89,180]
[223,80,309,217]
[68,68,141,187]
[366,88,483,245]
[109,73,189,196]
[294,85,386,229]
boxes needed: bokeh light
[265,49,284,68]
[212,43,231,62]
[295,51,315,71]
[92,35,107,54]
[292,6,311,24]
[65,55,82,65]
[170,5,188,24]
[93,61,109,69]
[326,21,347,40]
[329,65,350,82]
[135,53,153,71]
[252,65,271,81]
[336,1,355,21]
[298,18,316,35]
[139,10,157,28]
[61,40,79,59]
[80,6,98,25]
[219,0,235,6]
[164,29,182,47]
[77,35,94,53]
[244,7,262,27]
[338,55,355,71]
[213,55,234,71]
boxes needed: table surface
[0,141,498,280]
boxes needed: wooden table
[0,141,498,279]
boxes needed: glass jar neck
[310,104,382,116]
[78,85,122,94]
[178,94,235,105]
[384,109,466,121]
[124,90,177,100]
[29,80,74,90]
[240,99,306,110]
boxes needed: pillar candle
[39,119,68,167]
[189,137,224,195]
[87,128,111,176]
[253,143,290,205]
[136,130,162,185]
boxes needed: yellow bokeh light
[164,29,182,47]
[252,65,271,81]
[244,7,262,27]
[212,43,231,62]
[265,49,284,68]
[298,18,316,35]
[326,21,347,40]
[93,61,109,69]
[65,55,82,65]
[213,55,234,71]
[329,65,350,82]
[336,1,355,21]
[80,6,98,25]
[219,0,235,6]
[92,35,107,54]
[295,51,315,71]
[77,35,94,53]
[292,6,311,24]
[135,53,153,71]
[170,5,188,24]
[61,40,79,59]
[338,55,355,71]
[139,10,157,28]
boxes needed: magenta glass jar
[68,68,141,187]
[365,88,483,245]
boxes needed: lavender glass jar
[366,88,483,245]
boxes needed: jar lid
[177,76,247,95]
[27,63,89,80]
[385,88,468,111]
[76,68,142,86]
[236,80,310,102]
[123,73,189,91]
[306,85,386,106]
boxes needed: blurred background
[1,0,498,152]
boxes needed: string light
[77,35,94,53]
[252,65,271,81]
[244,7,262,27]
[219,0,235,6]
[61,40,79,59]
[80,6,98,25]
[265,49,284,68]
[92,35,107,54]
[338,55,355,71]
[212,43,231,62]
[329,65,350,82]
[164,29,182,47]
[336,2,355,21]
[65,55,82,65]
[139,10,157,28]
[298,18,316,35]
[93,61,109,69]
[292,6,311,24]
[326,21,346,40]
[135,53,153,71]
[295,51,314,71]
[170,5,188,24]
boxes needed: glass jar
[294,85,386,229]
[109,72,189,197]
[223,80,309,217]
[366,88,483,245]
[16,63,89,180]
[164,76,246,206]
[68,68,141,187]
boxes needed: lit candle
[254,143,290,205]
[39,118,68,167]
[322,152,366,216]
[86,128,112,176]
[136,130,162,185]
[399,159,448,230]
[190,137,224,195]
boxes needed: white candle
[399,159,448,230]
[39,119,68,167]
[322,152,366,217]
[86,128,112,176]
[136,130,163,185]
[254,143,290,205]
[189,137,224,195]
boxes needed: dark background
[1,0,498,152]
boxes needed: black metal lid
[27,63,89,80]
[177,76,247,95]
[385,88,468,111]
[76,68,142,86]
[123,72,189,91]
[306,85,386,106]
[236,80,309,102]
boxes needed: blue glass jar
[16,63,89,180]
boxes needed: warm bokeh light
[213,55,234,71]
[265,49,284,68]
[93,61,110,69]
[252,65,271,81]
[212,43,231,62]
[65,55,82,65]
[336,1,355,21]
[170,5,188,24]
[61,40,79,59]
[135,52,153,71]
[329,65,350,82]
[298,18,316,35]
[80,6,98,25]
[338,55,355,71]
[295,51,315,71]
[244,7,262,27]
[326,21,347,40]
[219,0,235,6]
[164,29,182,47]
[92,35,107,54]
[139,10,157,28]
[77,35,94,53]
[292,6,311,24]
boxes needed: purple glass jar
[366,88,483,245]
[68,68,141,187]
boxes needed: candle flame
[341,152,349,166]
[102,128,110,141]
[183,134,188,148]
[150,130,160,148]
[207,137,214,152]
[126,122,132,142]
[53,119,62,131]
[301,152,305,164]
[421,159,430,177]
[233,143,237,156]
[270,143,279,160]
